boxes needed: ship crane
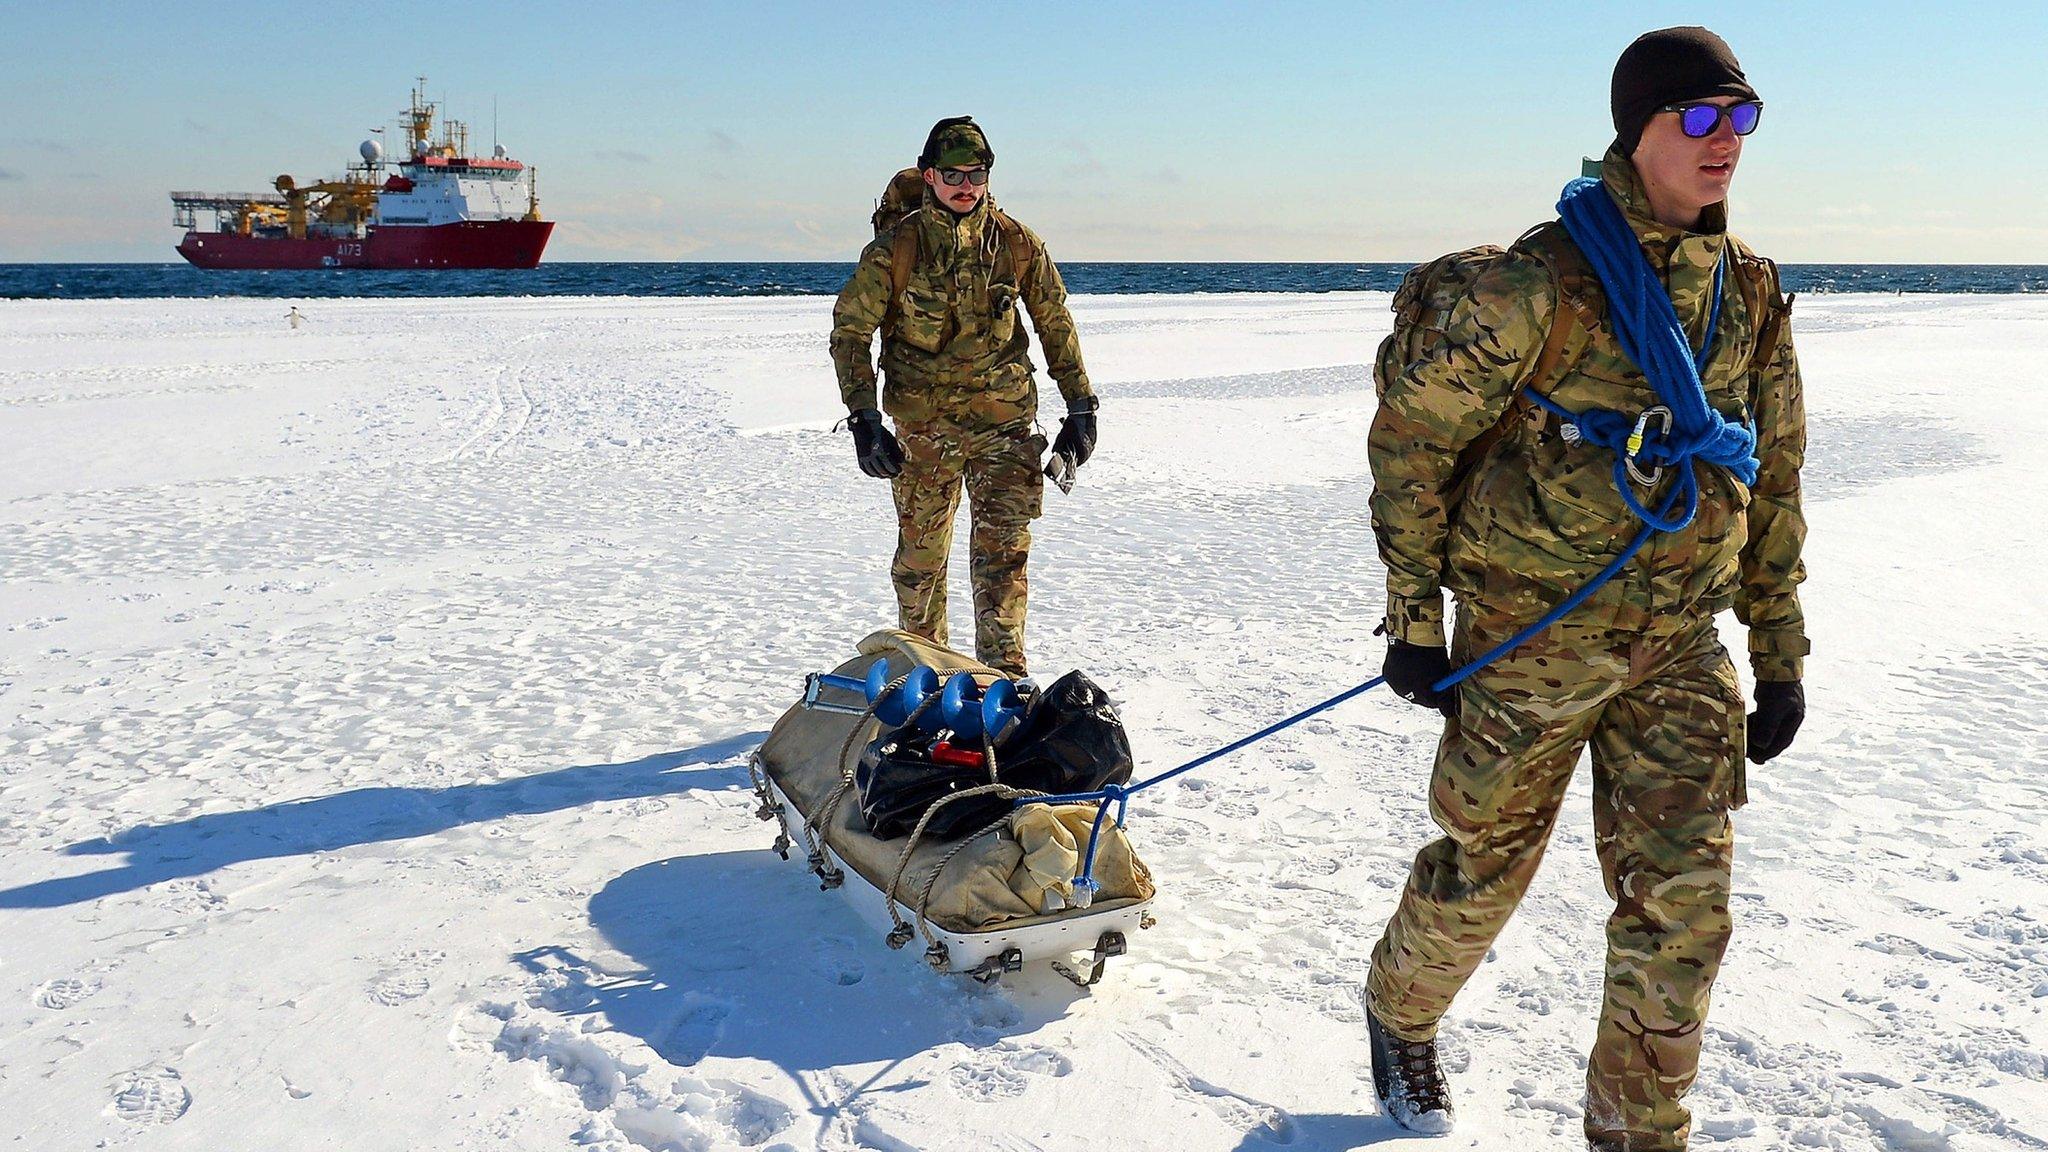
[272,172,380,241]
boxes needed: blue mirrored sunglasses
[1662,101,1764,139]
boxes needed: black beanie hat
[1611,27,1759,158]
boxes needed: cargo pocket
[892,283,949,354]
[1478,471,1625,633]
[881,375,936,426]
[1709,658,1749,810]
[1018,432,1048,520]
[1528,463,1634,562]
[1684,467,1751,606]
[1687,647,1753,807]
[966,428,1046,526]
[1428,668,1551,836]
[1448,665,1545,764]
[971,364,1036,428]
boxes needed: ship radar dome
[360,139,384,164]
[493,144,508,159]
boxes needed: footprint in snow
[35,976,101,1010]
[813,936,866,986]
[1730,890,1791,929]
[155,878,227,915]
[367,949,445,1005]
[705,1080,795,1145]
[368,973,429,1005]
[946,1042,1073,1102]
[1125,1035,1297,1143]
[660,998,732,1067]
[960,991,1020,1032]
[110,1065,190,1126]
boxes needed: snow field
[1,290,2044,1150]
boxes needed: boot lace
[1394,1040,1450,1113]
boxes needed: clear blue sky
[3,0,2042,263]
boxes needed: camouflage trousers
[1366,609,1745,1151]
[890,418,1047,676]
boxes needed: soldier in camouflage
[1363,29,1808,1151]
[830,117,1097,676]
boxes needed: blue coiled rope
[1027,177,1765,896]
[1529,177,1758,532]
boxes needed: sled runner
[749,630,1155,986]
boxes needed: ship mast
[405,76,434,159]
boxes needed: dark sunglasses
[1662,100,1763,139]
[938,167,990,187]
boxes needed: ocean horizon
[5,261,2046,300]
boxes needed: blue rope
[1024,178,1763,896]
[1540,178,1758,530]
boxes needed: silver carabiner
[1624,405,1672,487]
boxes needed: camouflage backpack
[871,167,927,237]
[1373,226,1596,514]
[1373,222,1791,517]
[870,167,1037,336]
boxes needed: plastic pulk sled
[750,631,1155,987]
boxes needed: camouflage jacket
[830,190,1091,428]
[1369,151,1809,681]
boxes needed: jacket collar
[1601,148,1728,236]
[1599,148,1727,284]
[919,187,995,249]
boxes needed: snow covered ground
[2,289,2044,1151]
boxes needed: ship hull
[176,219,554,270]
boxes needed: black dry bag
[991,670,1135,797]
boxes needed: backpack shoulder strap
[1726,241,1795,410]
[1502,222,1596,418]
[1731,243,1790,349]
[882,214,920,335]
[1515,221,1600,354]
[1521,283,1579,398]
[1442,232,1588,497]
[993,210,1037,294]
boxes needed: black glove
[1383,640,1458,720]
[1051,397,1098,470]
[847,408,903,479]
[1044,397,1097,494]
[1747,680,1804,764]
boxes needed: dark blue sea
[4,262,2045,300]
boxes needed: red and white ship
[172,79,553,270]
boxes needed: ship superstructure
[172,79,553,270]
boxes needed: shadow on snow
[538,851,1406,1146]
[0,731,767,909]
[523,847,1026,1119]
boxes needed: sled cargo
[749,630,1155,985]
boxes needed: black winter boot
[1368,1009,1454,1134]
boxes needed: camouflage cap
[920,116,994,170]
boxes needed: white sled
[756,772,1152,985]
[749,631,1157,987]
